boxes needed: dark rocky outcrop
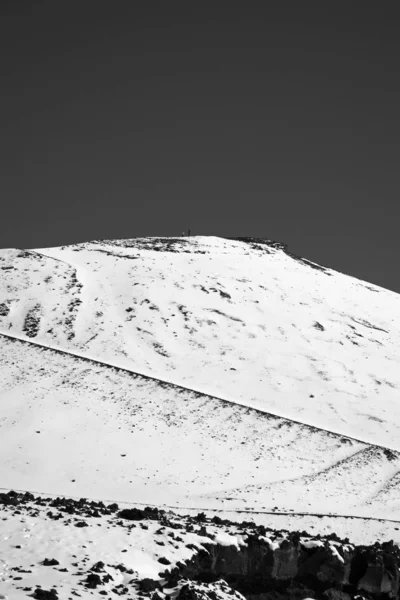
[42,558,59,566]
[118,506,160,521]
[84,573,103,588]
[0,302,10,317]
[90,561,105,572]
[174,533,400,600]
[139,578,162,592]
[0,490,34,506]
[32,589,58,600]
[1,489,399,600]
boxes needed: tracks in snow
[1,485,399,525]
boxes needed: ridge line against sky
[27,235,399,297]
[0,1,399,293]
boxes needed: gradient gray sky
[1,1,399,292]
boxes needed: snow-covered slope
[2,333,400,520]
[1,236,400,527]
[0,236,399,448]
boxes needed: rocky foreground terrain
[1,490,400,600]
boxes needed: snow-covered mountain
[1,237,399,441]
[1,236,400,525]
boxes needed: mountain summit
[1,236,399,521]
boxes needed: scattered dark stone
[2,487,400,600]
[118,507,147,521]
[0,490,20,506]
[42,558,60,566]
[384,448,397,461]
[139,578,162,592]
[90,561,105,572]
[0,302,10,316]
[177,583,199,600]
[158,556,171,565]
[85,573,102,589]
[33,588,58,600]
[194,512,206,523]
[118,506,159,521]
[75,521,88,528]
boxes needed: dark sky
[1,2,399,293]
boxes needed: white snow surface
[0,236,400,528]
[1,236,399,447]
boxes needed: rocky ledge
[0,491,399,600]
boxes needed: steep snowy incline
[1,334,400,520]
[0,236,399,448]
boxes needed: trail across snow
[1,236,399,448]
[1,332,400,521]
[1,236,400,533]
[0,329,396,452]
